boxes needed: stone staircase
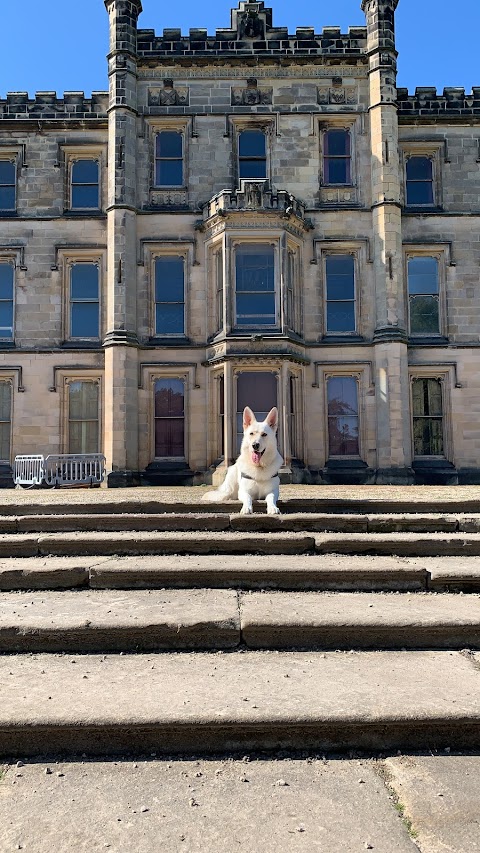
[1,491,480,757]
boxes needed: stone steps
[2,649,480,756]
[1,493,480,757]
[2,553,480,591]
[1,589,479,652]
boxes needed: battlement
[397,86,480,117]
[0,91,108,120]
[137,3,366,62]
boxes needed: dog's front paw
[240,505,253,515]
[267,505,281,515]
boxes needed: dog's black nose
[252,442,260,451]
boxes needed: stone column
[103,0,142,486]
[361,0,413,482]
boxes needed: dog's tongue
[251,451,261,465]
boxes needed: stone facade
[0,0,479,485]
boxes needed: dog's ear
[243,406,255,429]
[265,407,278,432]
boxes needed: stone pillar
[361,0,413,482]
[103,0,142,486]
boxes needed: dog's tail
[202,472,236,503]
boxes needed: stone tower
[361,0,413,482]
[104,0,142,485]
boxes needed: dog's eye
[249,432,254,436]
[261,432,267,437]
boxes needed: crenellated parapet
[397,87,480,118]
[137,1,366,62]
[0,91,108,120]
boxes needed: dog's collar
[241,471,279,480]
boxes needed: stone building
[0,0,479,486]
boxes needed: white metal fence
[14,453,106,487]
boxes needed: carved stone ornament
[231,85,272,106]
[148,83,189,107]
[317,86,357,105]
[238,10,265,39]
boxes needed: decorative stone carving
[150,190,188,207]
[317,85,357,105]
[231,78,272,105]
[148,81,189,107]
[238,9,265,39]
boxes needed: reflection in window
[71,160,99,209]
[236,371,277,453]
[154,378,185,457]
[70,263,100,338]
[412,378,444,456]
[0,264,14,340]
[0,161,16,210]
[324,129,351,185]
[238,130,267,180]
[406,156,434,206]
[154,256,185,336]
[325,255,355,333]
[235,244,275,327]
[327,376,359,456]
[407,256,439,334]
[68,381,99,453]
[155,132,183,187]
[0,382,11,461]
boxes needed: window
[407,256,440,335]
[236,371,277,453]
[323,129,351,185]
[0,381,12,461]
[68,381,99,454]
[327,376,359,456]
[71,159,99,209]
[405,156,434,206]
[155,131,183,187]
[288,374,299,459]
[218,374,225,457]
[0,161,16,210]
[238,130,267,180]
[69,263,100,339]
[412,378,444,456]
[154,378,185,457]
[154,256,185,336]
[235,244,276,327]
[325,255,356,333]
[0,263,14,340]
[215,248,224,333]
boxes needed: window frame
[0,157,17,212]
[404,246,448,339]
[237,128,267,182]
[322,127,352,187]
[400,142,443,210]
[325,373,361,459]
[320,120,356,189]
[0,378,13,462]
[408,367,454,462]
[232,240,278,330]
[66,378,101,454]
[230,118,274,188]
[58,249,104,343]
[143,366,196,463]
[60,373,103,455]
[61,145,105,213]
[148,244,191,340]
[323,251,358,336]
[154,129,184,189]
[69,158,101,211]
[0,258,15,342]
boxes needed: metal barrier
[14,453,106,487]
[13,455,45,487]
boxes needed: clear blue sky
[1,0,479,98]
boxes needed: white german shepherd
[202,406,283,514]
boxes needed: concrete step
[2,554,480,592]
[1,589,480,653]
[4,530,480,558]
[2,511,480,533]
[1,649,479,755]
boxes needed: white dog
[203,406,283,514]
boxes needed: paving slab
[0,556,100,589]
[0,589,240,652]
[366,514,459,533]
[0,535,39,558]
[0,757,417,853]
[240,591,480,649]
[89,554,428,591]
[35,531,316,557]
[384,755,480,853]
[230,514,369,532]
[427,556,480,591]
[315,532,480,557]
[1,650,480,755]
